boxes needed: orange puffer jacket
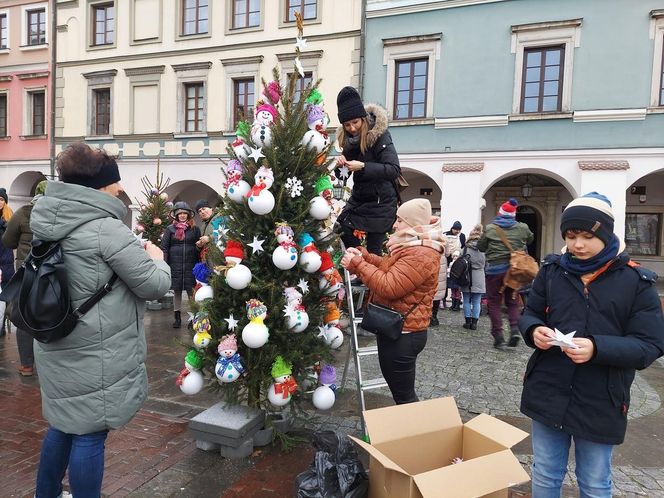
[348,245,441,332]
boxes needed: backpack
[449,248,472,288]
[492,225,539,290]
[0,240,118,344]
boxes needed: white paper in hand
[549,328,579,349]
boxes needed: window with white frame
[0,93,7,137]
[650,11,664,107]
[511,18,582,115]
[285,0,316,22]
[293,72,313,103]
[181,0,208,36]
[233,78,254,126]
[25,89,45,136]
[83,69,116,137]
[173,61,210,134]
[26,8,46,46]
[91,2,115,46]
[93,88,111,135]
[221,56,261,131]
[0,12,8,50]
[383,34,441,121]
[232,0,260,29]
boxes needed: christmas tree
[134,159,172,245]
[186,16,342,415]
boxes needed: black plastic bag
[296,431,369,498]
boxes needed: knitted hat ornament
[246,299,267,320]
[319,251,334,272]
[218,334,238,353]
[224,240,245,261]
[271,356,292,379]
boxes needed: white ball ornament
[248,189,275,215]
[226,180,250,203]
[179,370,204,395]
[241,321,269,348]
[309,196,331,220]
[287,309,309,333]
[194,284,214,302]
[299,251,322,273]
[216,361,242,384]
[312,385,336,410]
[301,129,330,154]
[323,326,344,349]
[267,382,291,407]
[226,264,252,290]
[251,125,272,148]
[272,245,298,270]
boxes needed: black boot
[429,301,440,327]
[462,317,472,329]
[452,298,460,311]
[173,310,181,329]
[508,328,521,347]
[470,318,478,330]
[493,332,506,350]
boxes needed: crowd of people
[0,85,662,498]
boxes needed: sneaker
[508,334,521,347]
[493,336,506,350]
[18,366,34,377]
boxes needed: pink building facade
[0,0,50,206]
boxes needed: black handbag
[360,298,422,341]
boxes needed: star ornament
[338,165,350,180]
[294,57,305,78]
[297,278,310,294]
[550,328,579,349]
[248,235,266,255]
[224,313,239,331]
[282,303,297,319]
[294,36,307,51]
[248,146,265,162]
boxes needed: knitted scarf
[386,222,445,255]
[559,233,621,275]
[174,221,189,241]
[491,214,517,228]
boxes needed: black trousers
[341,226,386,256]
[377,331,428,404]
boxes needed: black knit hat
[337,86,367,123]
[60,156,121,190]
[560,192,614,245]
[0,188,7,203]
[195,199,211,211]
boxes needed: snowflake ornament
[297,278,310,294]
[338,165,350,180]
[295,36,307,51]
[285,177,304,197]
[224,313,239,331]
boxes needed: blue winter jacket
[519,252,664,445]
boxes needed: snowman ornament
[224,241,252,290]
[309,175,333,220]
[215,334,245,383]
[175,350,205,395]
[283,287,309,333]
[272,223,298,270]
[231,137,250,162]
[246,166,275,215]
[267,356,298,407]
[318,252,343,298]
[224,159,250,203]
[312,364,337,410]
[192,312,212,349]
[319,302,344,349]
[301,104,330,156]
[251,104,277,148]
[241,299,269,348]
[297,232,322,273]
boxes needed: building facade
[51,0,362,223]
[0,0,51,206]
[364,0,664,272]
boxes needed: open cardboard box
[350,397,530,498]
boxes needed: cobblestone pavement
[2,304,663,497]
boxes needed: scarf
[491,215,517,228]
[174,221,189,241]
[559,233,621,275]
[386,222,445,255]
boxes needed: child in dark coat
[519,192,664,497]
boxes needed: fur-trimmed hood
[336,103,389,148]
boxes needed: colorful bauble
[153,217,163,226]
[312,385,335,410]
[309,196,331,220]
[136,224,145,233]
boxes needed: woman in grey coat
[460,224,486,330]
[30,143,171,498]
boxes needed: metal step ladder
[339,267,387,437]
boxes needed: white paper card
[549,328,579,349]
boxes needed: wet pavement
[1,302,663,497]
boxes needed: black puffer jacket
[336,104,400,233]
[519,252,664,445]
[161,223,201,292]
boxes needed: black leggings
[377,331,428,404]
[340,226,386,256]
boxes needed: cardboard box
[350,397,530,498]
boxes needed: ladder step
[357,345,378,356]
[361,378,388,390]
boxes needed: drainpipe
[358,0,367,96]
[49,0,57,178]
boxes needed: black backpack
[449,248,472,288]
[0,240,117,344]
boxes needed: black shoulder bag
[360,294,425,341]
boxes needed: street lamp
[521,174,533,200]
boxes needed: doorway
[516,205,540,260]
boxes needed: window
[233,78,254,126]
[394,59,428,120]
[520,46,564,113]
[293,72,312,103]
[0,13,7,49]
[27,8,46,46]
[233,0,260,29]
[182,0,208,36]
[93,88,111,135]
[92,3,115,46]
[29,90,45,135]
[625,213,661,256]
[0,94,7,137]
[184,82,204,132]
[286,0,316,22]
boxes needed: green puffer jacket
[476,222,534,265]
[30,181,171,435]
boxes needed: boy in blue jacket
[519,192,664,498]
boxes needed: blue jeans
[462,292,482,319]
[531,420,613,498]
[35,426,108,498]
